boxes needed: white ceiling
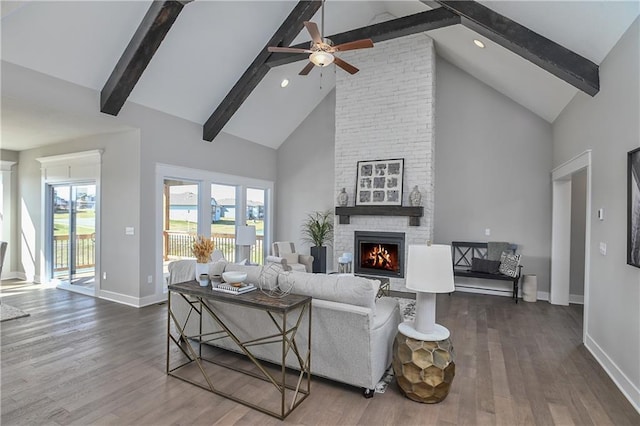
[1,1,639,151]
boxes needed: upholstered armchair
[267,241,313,273]
[0,241,7,277]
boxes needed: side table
[392,322,455,403]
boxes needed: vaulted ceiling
[1,1,638,151]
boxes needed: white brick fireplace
[334,33,436,291]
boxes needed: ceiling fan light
[309,51,334,67]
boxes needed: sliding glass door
[50,183,96,292]
[162,179,199,269]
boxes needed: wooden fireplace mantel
[335,206,424,226]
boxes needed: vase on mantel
[337,188,349,207]
[409,186,422,207]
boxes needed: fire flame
[366,244,395,270]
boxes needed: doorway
[550,150,591,342]
[49,182,97,295]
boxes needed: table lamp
[393,242,456,404]
[400,243,455,340]
[235,225,256,264]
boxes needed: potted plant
[301,210,334,273]
[191,235,215,278]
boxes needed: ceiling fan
[267,1,374,75]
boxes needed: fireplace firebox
[354,231,405,278]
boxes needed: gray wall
[1,149,19,162]
[433,57,554,293]
[552,18,639,404]
[276,90,335,269]
[1,149,19,276]
[120,101,277,298]
[4,61,277,302]
[570,168,587,297]
[17,131,142,297]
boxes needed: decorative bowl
[222,271,247,285]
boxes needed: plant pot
[195,262,209,279]
[310,246,327,273]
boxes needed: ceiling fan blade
[299,61,315,76]
[304,21,323,45]
[267,46,311,54]
[333,39,374,52]
[334,57,359,75]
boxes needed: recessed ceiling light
[473,39,485,49]
[280,79,289,88]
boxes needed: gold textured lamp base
[392,332,455,403]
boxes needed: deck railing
[163,231,264,264]
[53,231,264,272]
[53,234,95,271]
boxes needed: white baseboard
[455,287,585,306]
[534,291,584,305]
[454,285,516,298]
[569,293,584,304]
[585,333,640,414]
[0,271,27,281]
[537,291,549,301]
[99,290,167,308]
[138,293,167,307]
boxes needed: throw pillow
[499,252,521,278]
[282,252,299,265]
[286,271,377,310]
[208,260,227,276]
[470,257,501,274]
[223,263,263,285]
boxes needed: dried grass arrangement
[191,235,215,263]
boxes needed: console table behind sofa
[451,241,522,303]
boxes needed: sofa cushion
[222,263,263,285]
[470,257,501,274]
[499,252,521,278]
[285,272,378,310]
[208,260,227,277]
[282,252,299,265]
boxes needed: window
[163,179,199,261]
[156,164,273,289]
[210,184,236,261]
[246,188,265,265]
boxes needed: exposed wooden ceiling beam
[101,1,191,116]
[428,0,599,96]
[203,0,322,142]
[265,7,460,68]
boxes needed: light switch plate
[599,242,607,256]
[485,228,491,236]
[125,227,135,235]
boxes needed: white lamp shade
[236,225,256,246]
[405,244,455,293]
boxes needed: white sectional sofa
[168,260,401,396]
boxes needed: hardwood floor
[1,280,638,425]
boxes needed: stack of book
[211,282,256,295]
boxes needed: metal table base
[166,281,312,420]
